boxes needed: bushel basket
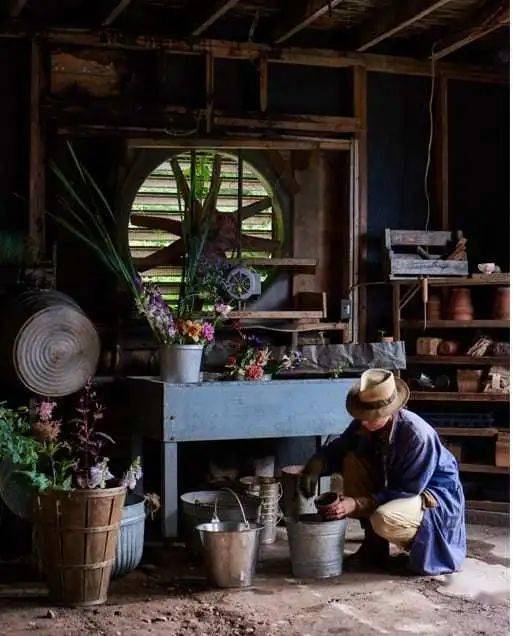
[35,486,126,607]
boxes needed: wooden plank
[402,320,510,328]
[8,0,28,17]
[259,54,268,113]
[238,322,348,333]
[229,310,324,320]
[214,113,361,133]
[274,0,345,44]
[408,356,510,366]
[354,66,367,343]
[410,391,509,402]
[205,51,214,134]
[239,257,318,270]
[29,40,46,264]
[357,0,453,52]
[29,30,506,83]
[466,500,509,513]
[432,0,509,61]
[191,0,242,37]
[388,229,453,246]
[436,427,499,437]
[102,0,133,26]
[393,274,510,286]
[127,137,351,150]
[459,463,509,474]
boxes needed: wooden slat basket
[35,486,126,607]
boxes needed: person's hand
[323,496,356,520]
[299,471,319,499]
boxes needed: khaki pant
[342,453,423,549]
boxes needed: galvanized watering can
[196,488,263,588]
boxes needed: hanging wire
[248,10,260,43]
[423,43,438,232]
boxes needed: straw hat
[346,368,409,420]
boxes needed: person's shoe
[344,534,389,572]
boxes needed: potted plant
[0,383,142,606]
[50,144,232,383]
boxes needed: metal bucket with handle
[196,487,264,588]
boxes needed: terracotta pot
[314,491,340,519]
[416,337,442,356]
[438,340,460,355]
[448,288,473,321]
[456,369,483,393]
[495,433,510,468]
[427,294,442,320]
[492,287,509,320]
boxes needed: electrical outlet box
[340,299,352,320]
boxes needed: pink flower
[245,364,264,381]
[201,322,215,342]
[215,303,232,318]
[38,400,56,421]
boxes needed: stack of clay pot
[448,288,473,321]
[426,294,442,320]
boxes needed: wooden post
[392,282,401,341]
[259,54,268,113]
[29,39,47,264]
[434,72,449,230]
[353,66,368,343]
[205,52,214,133]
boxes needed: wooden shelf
[402,319,509,329]
[410,391,509,402]
[230,310,324,320]
[459,463,509,474]
[408,355,509,366]
[392,274,509,286]
[436,427,499,437]
[234,258,318,272]
[238,321,347,333]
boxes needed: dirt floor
[0,522,509,635]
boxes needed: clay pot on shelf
[427,294,442,320]
[456,369,483,393]
[492,287,510,320]
[495,433,510,468]
[416,337,442,356]
[438,340,460,356]
[448,288,474,321]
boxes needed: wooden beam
[8,0,28,17]
[29,40,46,263]
[432,0,509,61]
[213,112,361,133]
[191,0,241,37]
[353,66,368,343]
[274,0,345,44]
[259,54,268,113]
[4,28,503,82]
[102,0,133,26]
[357,0,453,52]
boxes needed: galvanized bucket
[112,494,146,578]
[240,476,283,544]
[181,490,261,558]
[160,344,203,383]
[286,514,347,579]
[196,488,263,588]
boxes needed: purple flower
[214,303,232,318]
[201,322,215,343]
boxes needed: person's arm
[299,423,359,498]
[373,431,439,506]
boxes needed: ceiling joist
[356,0,454,51]
[103,0,134,26]
[432,0,509,60]
[191,0,242,37]
[274,0,345,45]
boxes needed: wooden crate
[385,229,468,278]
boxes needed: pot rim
[160,344,204,350]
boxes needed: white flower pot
[160,344,204,383]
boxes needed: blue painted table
[127,377,353,537]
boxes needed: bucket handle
[212,487,249,528]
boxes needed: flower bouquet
[226,336,301,381]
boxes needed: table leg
[162,442,178,538]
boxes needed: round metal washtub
[112,494,146,578]
[0,290,100,397]
[181,489,260,558]
[196,488,263,588]
[286,514,348,579]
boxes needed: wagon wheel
[131,154,281,272]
